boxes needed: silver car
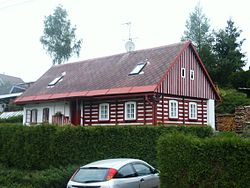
[67,158,160,188]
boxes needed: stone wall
[235,106,250,133]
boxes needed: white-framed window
[181,68,186,78]
[26,109,31,124]
[125,101,136,120]
[169,100,178,119]
[190,70,195,80]
[99,103,110,121]
[189,102,197,120]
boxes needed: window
[133,163,152,176]
[125,101,136,120]
[115,164,136,178]
[48,72,66,87]
[43,108,49,123]
[31,109,37,124]
[129,62,146,75]
[190,70,195,80]
[99,103,109,121]
[181,68,186,78]
[189,102,197,119]
[169,100,178,119]
[26,109,31,124]
[72,168,108,182]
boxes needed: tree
[213,19,246,87]
[216,88,250,114]
[40,5,82,65]
[230,70,250,89]
[181,3,216,79]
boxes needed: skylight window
[47,72,66,87]
[129,62,147,75]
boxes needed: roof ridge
[52,41,187,67]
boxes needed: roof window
[129,60,148,75]
[47,72,66,87]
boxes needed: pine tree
[213,19,246,87]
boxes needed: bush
[157,132,250,187]
[216,88,250,114]
[0,163,77,188]
[0,124,213,170]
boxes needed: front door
[71,99,81,125]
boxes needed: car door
[132,163,160,188]
[112,164,140,188]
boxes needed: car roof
[81,158,146,170]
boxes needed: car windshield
[72,168,108,183]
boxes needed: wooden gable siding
[156,95,207,125]
[82,97,154,125]
[159,46,216,99]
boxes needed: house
[15,41,220,129]
[0,74,28,113]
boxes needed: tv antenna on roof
[123,22,136,52]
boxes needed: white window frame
[125,101,136,120]
[169,100,178,119]
[26,109,31,124]
[181,68,186,78]
[99,103,110,121]
[189,102,197,120]
[190,70,195,80]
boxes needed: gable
[158,43,219,100]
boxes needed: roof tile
[17,42,187,103]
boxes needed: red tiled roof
[16,42,188,103]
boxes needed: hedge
[0,164,77,188]
[157,132,250,187]
[0,124,212,170]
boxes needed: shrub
[0,163,77,188]
[0,124,213,170]
[157,132,250,187]
[216,88,250,114]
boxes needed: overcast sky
[0,0,249,82]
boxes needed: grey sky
[0,0,249,82]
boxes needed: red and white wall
[23,95,215,128]
[82,97,153,126]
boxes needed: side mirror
[152,169,159,174]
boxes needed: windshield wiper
[83,180,103,183]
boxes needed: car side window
[133,163,152,176]
[114,164,136,178]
